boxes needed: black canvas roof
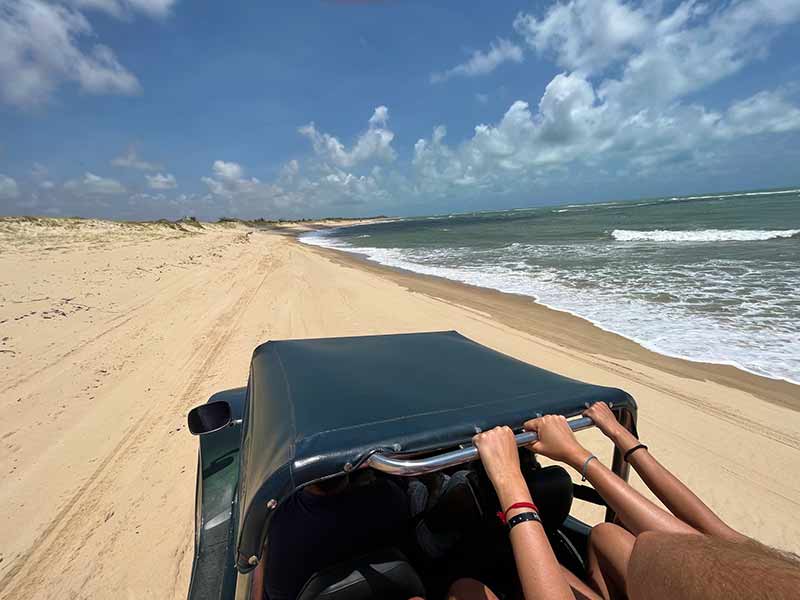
[236,331,636,570]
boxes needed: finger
[523,417,541,431]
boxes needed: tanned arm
[583,402,745,541]
[473,427,575,600]
[525,415,698,537]
[627,532,800,599]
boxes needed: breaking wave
[612,229,800,242]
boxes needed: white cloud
[0,0,141,107]
[431,38,523,83]
[111,145,162,170]
[278,159,300,185]
[29,162,56,189]
[68,0,177,20]
[64,172,126,195]
[414,80,800,193]
[513,0,649,72]
[719,89,800,137]
[145,172,177,189]
[211,160,244,181]
[299,106,396,168]
[516,0,800,108]
[202,160,276,203]
[413,1,800,194]
[31,162,48,179]
[197,153,393,217]
[0,174,19,199]
[300,165,388,207]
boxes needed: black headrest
[424,470,483,534]
[295,548,425,600]
[525,465,573,531]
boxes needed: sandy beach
[1,217,799,599]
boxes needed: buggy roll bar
[366,416,595,476]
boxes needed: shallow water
[302,189,800,384]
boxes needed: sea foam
[612,229,800,242]
[300,229,800,385]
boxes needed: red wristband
[497,501,539,524]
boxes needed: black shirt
[265,478,409,600]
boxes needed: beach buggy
[187,331,638,600]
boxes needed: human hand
[582,402,638,452]
[473,426,527,504]
[524,415,590,469]
[582,402,623,438]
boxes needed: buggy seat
[296,548,425,600]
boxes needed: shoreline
[294,231,800,413]
[3,220,800,599]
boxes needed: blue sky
[1,0,800,220]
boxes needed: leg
[560,566,604,600]
[586,523,635,600]
[447,577,501,600]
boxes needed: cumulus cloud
[280,159,300,182]
[295,164,390,207]
[210,160,244,181]
[200,160,296,215]
[193,146,395,216]
[513,0,649,72]
[414,81,800,193]
[413,0,800,195]
[145,172,177,189]
[718,89,800,137]
[64,172,126,195]
[0,174,20,199]
[515,0,800,107]
[299,106,396,168]
[431,38,523,83]
[111,145,162,170]
[0,0,141,107]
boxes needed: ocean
[301,188,800,384]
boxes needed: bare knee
[591,521,628,543]
[447,577,499,600]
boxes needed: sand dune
[1,219,799,599]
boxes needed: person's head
[627,532,800,599]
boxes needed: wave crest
[611,229,800,242]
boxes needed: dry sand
[1,217,799,599]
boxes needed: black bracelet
[624,443,648,462]
[508,511,541,531]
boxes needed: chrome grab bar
[367,416,595,476]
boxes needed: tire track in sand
[0,250,272,599]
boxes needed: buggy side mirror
[188,401,232,435]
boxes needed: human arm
[627,532,800,599]
[525,415,698,537]
[583,402,745,541]
[473,426,574,600]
